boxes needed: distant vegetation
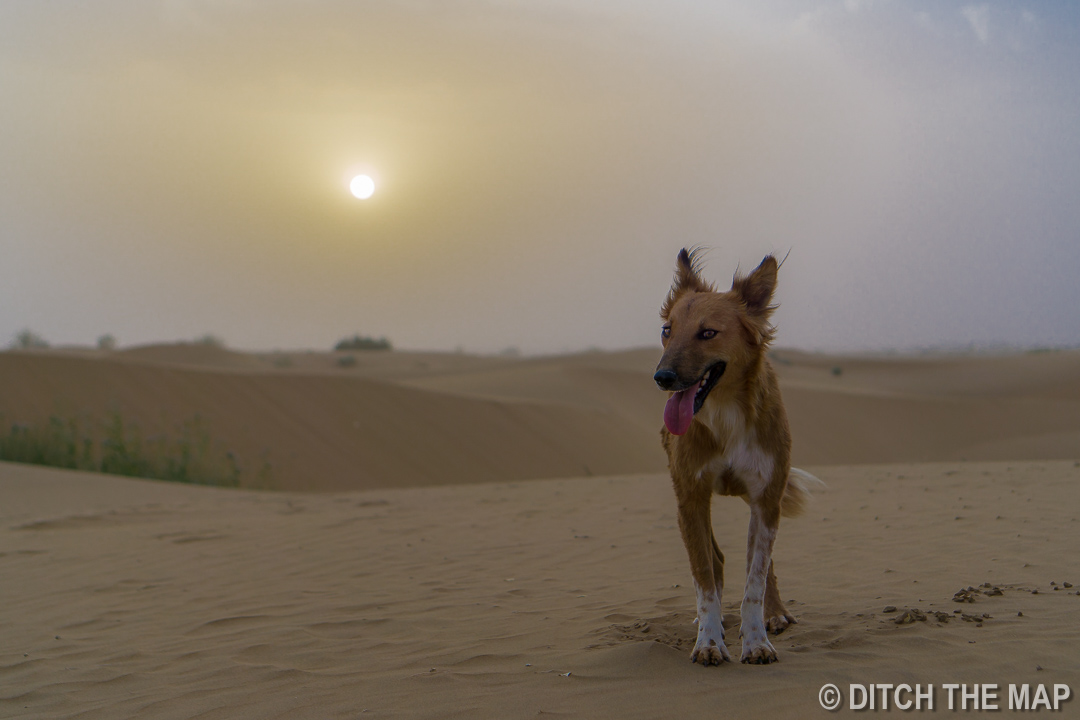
[0,412,265,488]
[11,328,49,350]
[97,334,117,351]
[335,334,392,351]
[194,333,226,348]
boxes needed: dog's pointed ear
[661,248,712,319]
[732,255,778,318]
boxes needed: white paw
[739,635,778,664]
[690,635,732,666]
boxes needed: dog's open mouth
[663,361,726,436]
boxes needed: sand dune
[2,346,1079,490]
[772,349,1080,401]
[0,351,664,491]
[772,350,1080,464]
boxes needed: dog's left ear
[732,255,778,318]
[661,248,712,319]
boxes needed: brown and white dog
[655,248,818,666]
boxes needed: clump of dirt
[894,609,926,624]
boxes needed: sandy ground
[3,459,1079,718]
[2,347,1079,717]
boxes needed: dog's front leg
[740,501,780,664]
[675,480,731,666]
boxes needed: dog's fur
[655,248,818,666]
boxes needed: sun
[349,174,375,199]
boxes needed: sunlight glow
[350,175,375,199]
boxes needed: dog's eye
[661,326,671,339]
[699,329,717,340]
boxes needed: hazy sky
[2,1,1078,354]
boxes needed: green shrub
[334,334,391,351]
[0,417,93,471]
[194,334,226,348]
[0,412,250,488]
[12,329,49,349]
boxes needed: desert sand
[2,346,1079,718]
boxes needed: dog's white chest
[725,437,774,497]
[700,403,774,498]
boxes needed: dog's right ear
[661,248,712,319]
[732,254,778,319]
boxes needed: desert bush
[194,333,226,348]
[0,412,245,487]
[12,328,49,350]
[97,334,117,351]
[334,334,392,351]
[0,417,94,471]
[336,354,358,367]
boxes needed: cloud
[961,4,990,44]
[914,11,936,33]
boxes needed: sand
[2,346,1079,718]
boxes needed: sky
[1,0,1078,355]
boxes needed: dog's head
[654,248,778,435]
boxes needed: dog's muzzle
[653,369,678,390]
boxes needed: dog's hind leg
[763,560,797,634]
[740,502,780,664]
[675,481,731,666]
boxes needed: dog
[655,248,819,666]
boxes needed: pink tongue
[663,383,699,435]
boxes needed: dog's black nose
[654,369,678,390]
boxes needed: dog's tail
[780,467,825,518]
